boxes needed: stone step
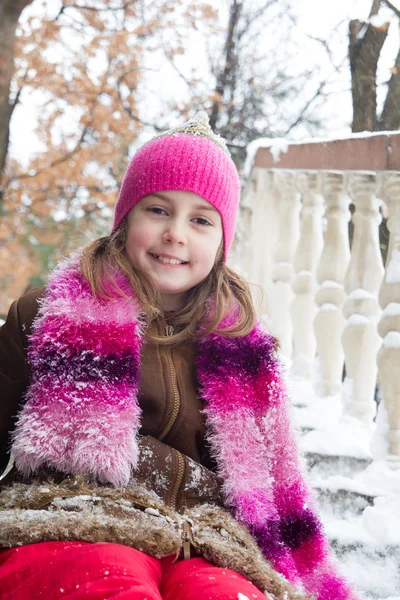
[305,452,372,478]
[329,538,400,599]
[315,487,375,519]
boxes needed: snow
[290,375,400,598]
[369,14,391,29]
[348,289,376,300]
[320,280,343,289]
[383,331,400,348]
[386,249,400,284]
[344,314,370,326]
[242,131,400,180]
[268,138,289,163]
[320,303,338,311]
[382,302,400,317]
[363,496,400,545]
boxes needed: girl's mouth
[149,253,189,266]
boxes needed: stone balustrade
[236,132,400,469]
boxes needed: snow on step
[289,377,400,599]
[306,452,371,478]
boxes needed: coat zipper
[169,449,185,511]
[158,321,185,511]
[159,323,181,441]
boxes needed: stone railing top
[243,131,400,179]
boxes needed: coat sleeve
[257,359,360,600]
[0,289,43,473]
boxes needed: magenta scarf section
[11,251,359,600]
[11,252,144,487]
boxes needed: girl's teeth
[155,255,185,265]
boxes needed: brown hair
[80,221,257,344]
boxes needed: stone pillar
[232,170,257,278]
[314,173,350,396]
[291,173,324,378]
[342,174,384,423]
[377,174,400,468]
[251,170,279,298]
[270,172,300,358]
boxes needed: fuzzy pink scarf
[11,252,359,600]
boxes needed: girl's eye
[147,207,168,216]
[193,217,212,226]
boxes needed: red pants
[0,542,266,599]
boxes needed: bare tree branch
[156,35,199,97]
[237,0,277,38]
[382,0,400,18]
[61,0,134,13]
[5,124,90,187]
[283,82,326,136]
[370,0,382,17]
[116,78,164,132]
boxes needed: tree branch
[382,0,400,18]
[283,81,326,136]
[369,0,382,17]
[116,78,164,131]
[5,124,90,187]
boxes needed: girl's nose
[162,221,187,245]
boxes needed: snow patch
[301,416,373,459]
[369,14,391,29]
[348,289,375,300]
[363,496,400,545]
[320,280,343,290]
[386,249,400,284]
[383,302,400,317]
[344,314,370,326]
[320,303,338,311]
[383,331,400,348]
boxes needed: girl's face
[126,190,223,311]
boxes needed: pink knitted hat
[112,112,240,261]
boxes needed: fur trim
[186,504,313,600]
[0,479,181,558]
[0,479,311,600]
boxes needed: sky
[8,0,400,164]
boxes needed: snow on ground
[289,376,400,598]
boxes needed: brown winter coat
[0,287,222,510]
[0,289,311,600]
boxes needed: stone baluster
[270,172,300,358]
[251,169,279,298]
[314,173,351,396]
[231,170,257,278]
[342,174,384,423]
[291,173,324,378]
[377,174,400,468]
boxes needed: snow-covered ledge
[237,132,400,469]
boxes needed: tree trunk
[209,0,243,131]
[349,19,389,132]
[378,33,400,130]
[0,0,34,204]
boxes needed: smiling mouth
[149,253,189,265]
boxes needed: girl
[0,112,358,600]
